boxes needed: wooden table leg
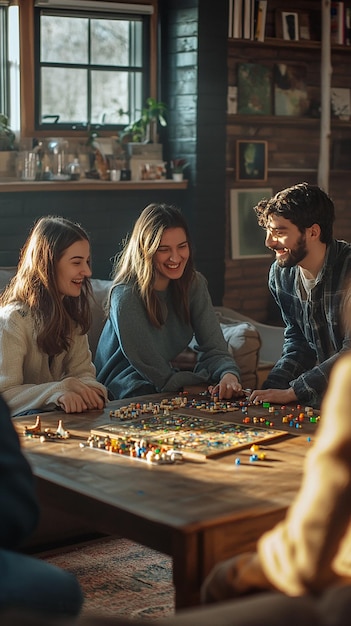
[172,530,202,610]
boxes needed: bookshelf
[224,0,351,321]
[227,1,351,179]
[228,0,351,45]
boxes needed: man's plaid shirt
[263,239,351,407]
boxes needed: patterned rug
[39,536,175,621]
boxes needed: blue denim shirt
[263,240,351,407]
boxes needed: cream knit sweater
[0,303,107,416]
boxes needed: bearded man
[249,182,351,408]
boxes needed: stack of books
[228,0,267,42]
[330,1,351,45]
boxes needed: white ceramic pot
[172,172,183,181]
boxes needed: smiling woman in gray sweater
[95,203,242,400]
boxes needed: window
[34,4,151,131]
[0,3,20,133]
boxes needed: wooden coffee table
[15,393,318,609]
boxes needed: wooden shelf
[227,115,351,128]
[0,179,189,193]
[228,37,351,52]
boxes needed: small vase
[172,172,183,182]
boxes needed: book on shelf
[243,0,255,39]
[330,1,345,45]
[228,0,233,38]
[331,87,351,120]
[229,0,267,41]
[233,0,243,39]
[346,6,351,45]
[299,11,311,41]
[254,0,267,42]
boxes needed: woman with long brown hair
[0,215,107,416]
[95,203,242,399]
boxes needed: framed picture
[274,64,309,117]
[236,140,268,182]
[230,188,272,259]
[237,63,272,115]
[299,12,311,40]
[282,12,299,41]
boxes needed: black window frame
[33,6,150,132]
[0,6,9,116]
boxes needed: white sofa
[0,269,284,390]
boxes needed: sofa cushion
[215,312,261,390]
[0,269,109,360]
[89,278,111,358]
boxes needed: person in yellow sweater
[187,351,351,625]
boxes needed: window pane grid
[35,8,148,130]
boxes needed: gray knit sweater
[95,272,240,399]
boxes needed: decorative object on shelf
[139,162,166,181]
[236,141,268,183]
[273,63,310,117]
[227,86,238,114]
[331,87,351,120]
[16,151,38,181]
[0,114,16,151]
[230,188,272,259]
[299,11,311,40]
[66,158,82,180]
[275,10,298,40]
[237,63,272,115]
[330,0,345,45]
[282,12,299,41]
[170,158,189,181]
[118,97,167,144]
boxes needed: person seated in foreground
[0,216,108,417]
[95,203,243,400]
[195,349,351,625]
[249,182,351,409]
[0,393,83,617]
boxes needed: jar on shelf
[67,158,81,180]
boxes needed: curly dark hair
[254,182,335,244]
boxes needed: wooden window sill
[0,179,189,193]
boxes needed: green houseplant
[170,158,189,180]
[0,114,16,151]
[119,97,167,144]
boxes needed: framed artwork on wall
[275,10,299,41]
[236,140,268,182]
[230,188,272,259]
[237,63,272,115]
[282,12,299,40]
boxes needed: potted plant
[0,114,17,177]
[0,114,16,151]
[170,158,189,181]
[118,97,167,144]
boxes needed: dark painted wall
[1,2,228,304]
[0,188,189,278]
[160,0,228,304]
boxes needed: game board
[90,412,288,460]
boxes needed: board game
[89,412,288,461]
